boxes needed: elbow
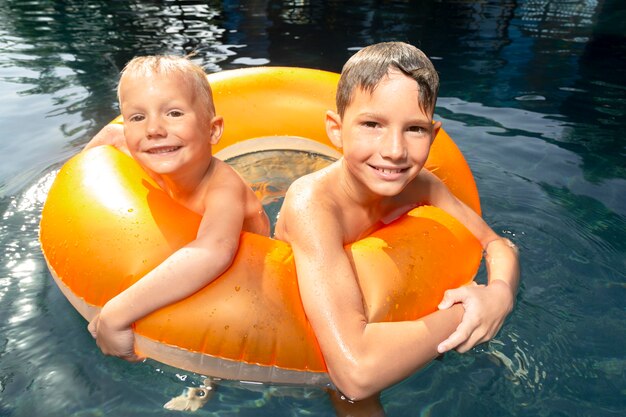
[328,359,381,401]
[193,236,239,277]
[214,238,239,272]
[222,237,239,260]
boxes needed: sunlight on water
[1,0,625,415]
[487,336,546,391]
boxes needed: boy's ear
[431,120,442,144]
[209,116,224,145]
[325,110,343,148]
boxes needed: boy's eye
[128,114,145,122]
[408,126,426,134]
[363,121,379,128]
[168,110,184,117]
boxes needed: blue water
[1,1,625,416]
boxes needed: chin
[139,161,181,176]
[370,182,408,197]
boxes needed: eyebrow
[357,111,432,125]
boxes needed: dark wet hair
[336,42,439,117]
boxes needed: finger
[437,290,456,310]
[438,287,467,310]
[455,333,488,353]
[437,325,471,353]
[124,351,146,363]
[120,344,145,363]
[87,320,97,339]
[124,354,144,363]
[455,322,500,353]
[453,331,481,353]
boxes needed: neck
[152,158,214,202]
[336,158,384,213]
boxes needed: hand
[87,314,100,338]
[436,280,514,353]
[87,312,143,362]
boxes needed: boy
[85,55,270,361]
[274,42,519,401]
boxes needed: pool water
[1,1,624,416]
[227,150,335,235]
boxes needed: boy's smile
[145,145,183,154]
[119,72,219,182]
[330,69,440,199]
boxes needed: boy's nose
[380,130,406,160]
[146,118,166,138]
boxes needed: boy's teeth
[150,146,179,154]
[378,167,401,174]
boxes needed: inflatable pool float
[39,67,483,386]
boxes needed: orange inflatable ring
[40,67,483,386]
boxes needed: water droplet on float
[235,285,241,292]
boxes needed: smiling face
[328,69,440,198]
[119,71,220,178]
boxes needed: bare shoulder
[399,168,448,202]
[411,168,496,243]
[284,165,338,216]
[211,158,246,185]
[277,165,341,245]
[204,159,261,212]
[413,167,442,189]
[208,158,270,236]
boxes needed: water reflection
[0,0,625,416]
[1,0,622,191]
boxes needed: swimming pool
[1,0,624,416]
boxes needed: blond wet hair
[118,55,215,116]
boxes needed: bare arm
[89,178,247,359]
[419,170,519,352]
[282,184,463,400]
[83,123,127,152]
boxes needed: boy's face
[330,69,440,197]
[119,72,220,177]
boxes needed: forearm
[100,245,235,328]
[432,185,520,297]
[326,304,463,400]
[484,237,519,300]
[294,244,464,400]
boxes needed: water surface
[1,1,624,416]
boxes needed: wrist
[484,237,518,257]
[100,299,133,330]
[488,280,516,312]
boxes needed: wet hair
[117,55,215,115]
[336,42,439,117]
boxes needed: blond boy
[85,56,269,360]
[275,42,519,400]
